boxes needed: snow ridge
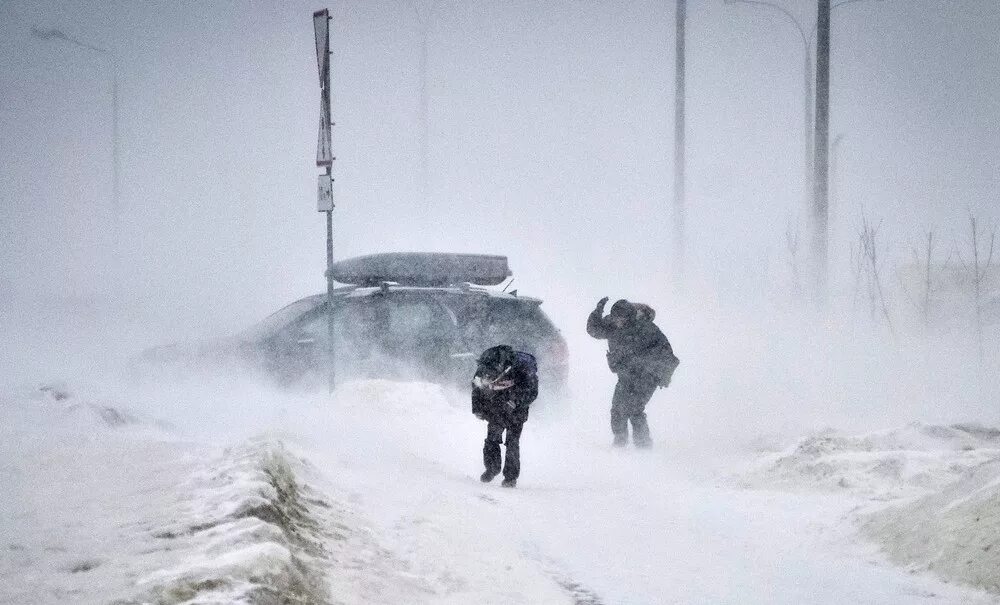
[737,422,1000,500]
[861,459,1000,595]
[737,421,1000,597]
[134,440,332,605]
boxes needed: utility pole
[803,45,814,200]
[674,0,686,285]
[414,2,436,207]
[111,67,119,219]
[314,9,336,392]
[724,0,881,282]
[813,0,831,303]
[830,132,845,252]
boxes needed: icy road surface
[2,379,996,604]
[290,381,996,605]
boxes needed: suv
[144,253,569,395]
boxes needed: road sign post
[314,9,336,392]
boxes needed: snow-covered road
[291,381,996,605]
[3,379,997,604]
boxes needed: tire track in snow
[525,548,606,605]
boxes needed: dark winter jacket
[471,354,538,428]
[587,304,678,385]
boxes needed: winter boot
[501,478,517,488]
[481,470,499,483]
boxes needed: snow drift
[861,459,1000,594]
[737,422,1000,500]
[736,421,1000,597]
[0,386,334,604]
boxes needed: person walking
[587,297,679,448]
[471,345,538,487]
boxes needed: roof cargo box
[329,252,511,287]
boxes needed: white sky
[0,0,997,339]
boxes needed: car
[141,253,569,396]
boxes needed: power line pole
[414,2,436,207]
[723,1,880,287]
[813,0,831,303]
[111,66,120,219]
[674,0,686,285]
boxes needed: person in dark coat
[471,345,538,488]
[587,297,678,448]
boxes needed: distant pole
[111,67,120,219]
[803,47,814,201]
[722,1,811,243]
[724,0,879,273]
[830,132,845,252]
[418,23,429,205]
[414,2,436,207]
[673,0,686,284]
[813,0,831,303]
[314,9,336,392]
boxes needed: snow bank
[134,439,333,604]
[0,386,199,604]
[735,421,1000,597]
[0,385,335,604]
[737,422,1000,499]
[8,381,162,433]
[861,459,1000,594]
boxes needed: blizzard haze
[3,0,998,436]
[2,1,1000,603]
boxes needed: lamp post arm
[31,25,120,220]
[723,0,808,49]
[31,26,108,54]
[808,0,885,52]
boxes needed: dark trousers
[610,374,658,445]
[483,421,523,480]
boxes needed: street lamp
[723,0,881,204]
[724,0,881,301]
[723,0,813,204]
[30,26,120,221]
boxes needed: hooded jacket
[587,302,678,384]
[471,351,538,427]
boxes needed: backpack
[634,339,679,387]
[513,351,537,378]
[658,349,680,387]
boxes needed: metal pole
[804,49,814,206]
[724,0,878,275]
[323,15,336,392]
[326,204,336,392]
[419,29,429,206]
[673,0,686,285]
[414,3,435,208]
[813,0,831,303]
[314,8,336,392]
[111,66,120,221]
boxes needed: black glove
[596,296,609,313]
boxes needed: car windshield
[240,296,322,341]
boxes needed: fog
[2,0,999,442]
